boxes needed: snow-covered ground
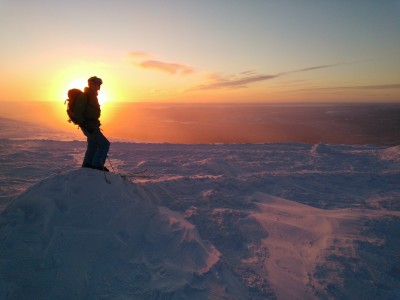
[1,137,400,298]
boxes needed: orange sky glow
[0,1,399,141]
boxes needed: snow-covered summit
[0,169,225,299]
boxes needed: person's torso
[83,89,101,121]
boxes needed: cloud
[350,84,400,90]
[140,60,195,75]
[128,51,194,75]
[192,73,279,91]
[240,70,258,76]
[127,51,343,91]
[301,84,400,91]
[191,63,341,91]
[293,63,340,73]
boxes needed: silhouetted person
[74,76,110,171]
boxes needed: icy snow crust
[1,140,400,299]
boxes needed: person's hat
[88,76,103,85]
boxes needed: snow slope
[0,169,235,299]
[1,140,400,299]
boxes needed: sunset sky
[1,0,399,105]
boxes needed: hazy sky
[1,0,399,104]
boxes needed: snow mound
[310,143,337,156]
[0,169,222,299]
[378,145,400,161]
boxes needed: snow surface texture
[1,140,400,299]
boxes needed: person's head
[88,76,103,94]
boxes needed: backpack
[65,89,83,124]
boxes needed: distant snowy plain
[0,118,400,299]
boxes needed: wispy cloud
[292,63,340,73]
[140,60,195,75]
[240,70,258,76]
[191,63,341,91]
[362,84,400,90]
[300,84,400,91]
[127,51,344,91]
[128,51,194,75]
[192,74,279,91]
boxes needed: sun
[65,78,108,105]
[98,89,107,106]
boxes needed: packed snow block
[0,169,225,299]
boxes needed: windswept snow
[0,140,400,299]
[253,193,400,300]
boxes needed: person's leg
[81,129,97,167]
[91,131,110,169]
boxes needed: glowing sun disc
[65,78,107,105]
